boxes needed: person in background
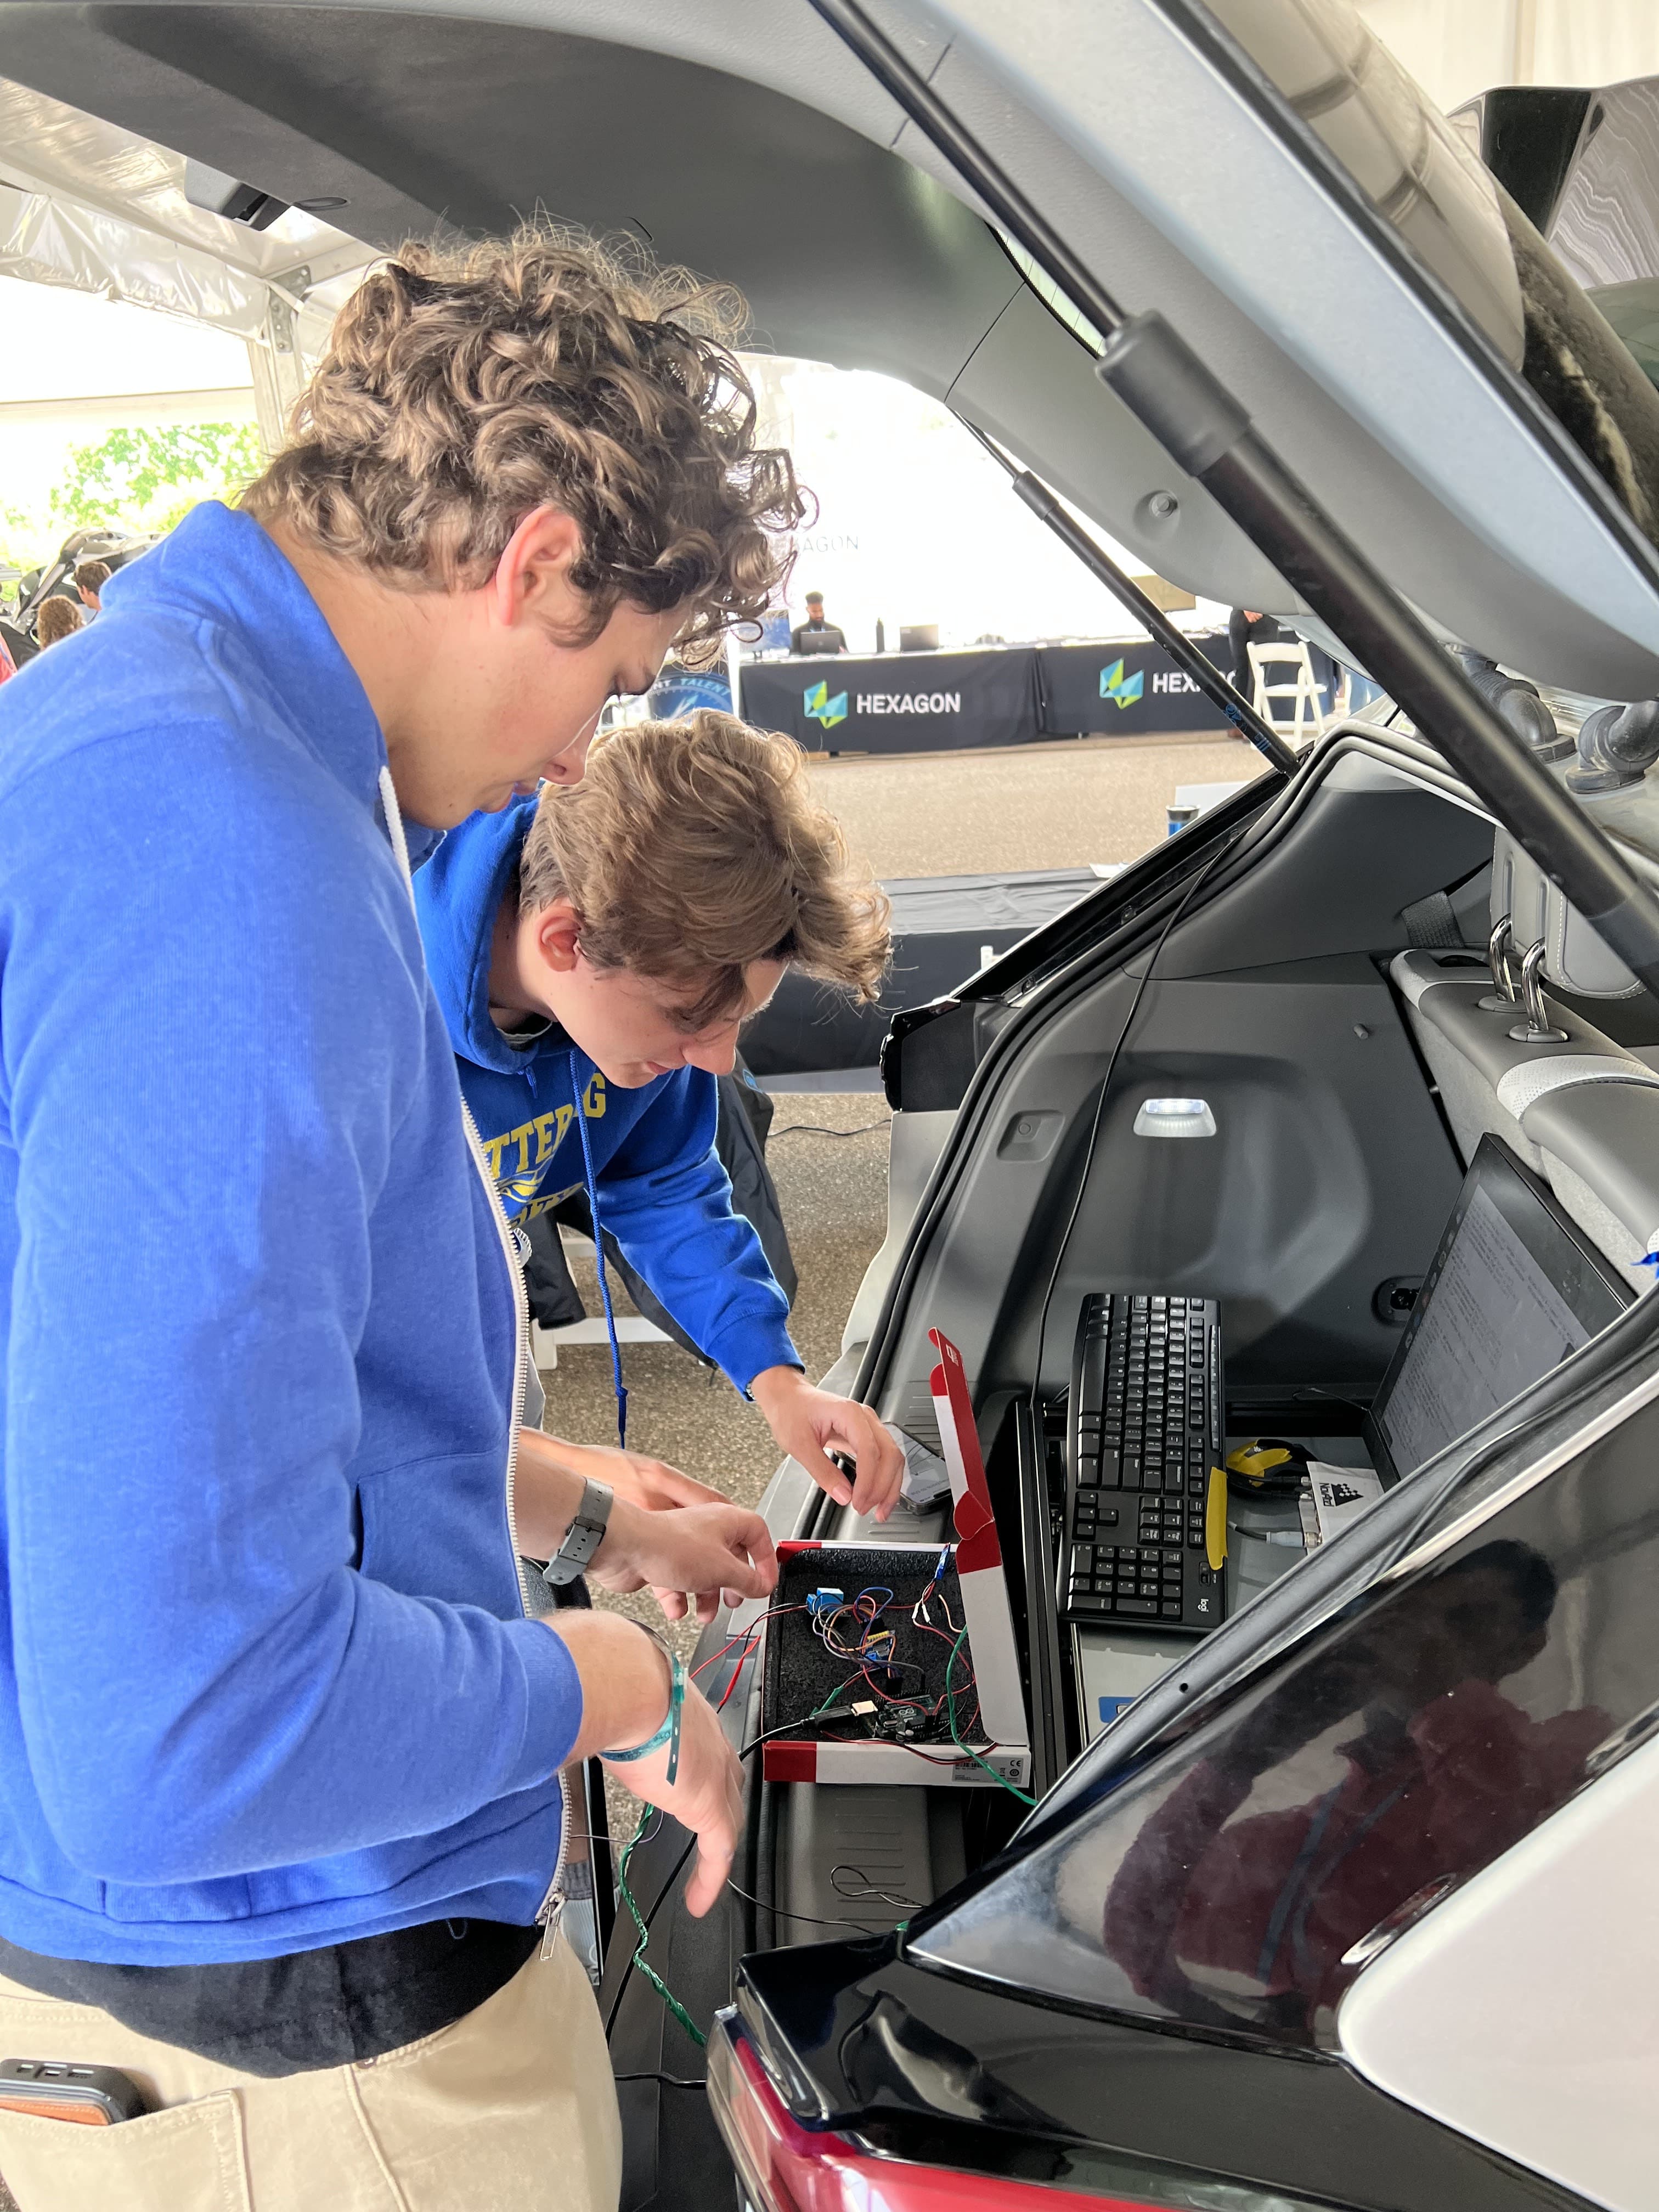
[75,558,111,619]
[415,708,902,1531]
[0,631,14,684]
[791,588,847,655]
[34,596,83,648]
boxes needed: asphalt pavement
[803,730,1261,878]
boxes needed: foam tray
[761,1543,977,1750]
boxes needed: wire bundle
[787,1551,1038,1798]
[612,1559,1037,2051]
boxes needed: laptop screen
[1367,1137,1632,1487]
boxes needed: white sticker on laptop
[1302,1461,1385,1547]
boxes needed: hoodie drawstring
[572,1050,628,1451]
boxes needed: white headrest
[1491,830,1643,1000]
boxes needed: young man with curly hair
[0,232,814,2209]
[416,709,899,1541]
[32,595,84,648]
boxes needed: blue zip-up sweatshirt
[0,505,582,1965]
[414,801,800,1394]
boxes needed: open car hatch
[4,0,1659,701]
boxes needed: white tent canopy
[0,76,375,445]
[1357,0,1659,118]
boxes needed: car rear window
[908,1390,1659,2050]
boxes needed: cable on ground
[770,1120,888,1139]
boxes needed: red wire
[879,1734,1005,1770]
[693,1600,804,1675]
[690,1602,805,1712]
[691,1630,748,1683]
[733,1582,983,1751]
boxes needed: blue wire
[572,1049,628,1451]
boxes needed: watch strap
[539,1475,614,1589]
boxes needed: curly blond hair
[242,225,805,642]
[519,710,891,1029]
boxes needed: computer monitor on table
[899,624,939,653]
[1363,1136,1632,1488]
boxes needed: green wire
[615,1638,1030,2056]
[612,1675,872,2046]
[944,1623,1036,1804]
[816,1672,864,1714]
[616,1622,1034,2053]
[617,1808,708,2050]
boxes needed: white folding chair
[1248,640,1326,740]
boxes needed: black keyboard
[1061,1291,1227,1633]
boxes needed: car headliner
[5,0,1659,695]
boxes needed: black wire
[738,1707,857,1759]
[613,2071,707,2090]
[771,1120,888,1139]
[830,1863,922,1909]
[1299,1387,1374,1417]
[724,1878,889,1934]
[1030,832,1243,1400]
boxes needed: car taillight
[707,2014,1171,2212]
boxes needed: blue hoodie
[0,505,583,1966]
[414,801,800,1396]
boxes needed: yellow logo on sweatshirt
[482,1075,606,1214]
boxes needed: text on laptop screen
[1372,1139,1630,1483]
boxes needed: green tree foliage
[47,421,264,535]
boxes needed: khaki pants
[0,1936,620,2211]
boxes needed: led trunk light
[1132,1097,1217,1138]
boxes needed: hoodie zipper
[453,1077,574,1948]
[376,771,572,1942]
[456,1080,574,1948]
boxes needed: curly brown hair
[518,710,891,1029]
[242,225,806,642]
[35,597,84,647]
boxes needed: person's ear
[532,898,583,974]
[491,506,585,631]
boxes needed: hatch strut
[809,0,1659,996]
[957,416,1297,774]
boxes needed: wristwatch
[539,1476,614,1588]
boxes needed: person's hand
[588,1494,777,1626]
[748,1366,905,1522]
[545,1613,743,1917]
[535,1430,728,1513]
[549,1440,732,1617]
[609,1676,745,1917]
